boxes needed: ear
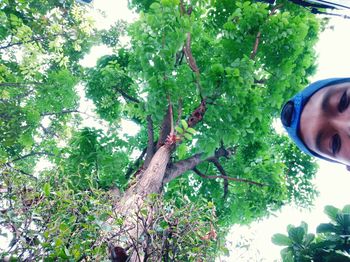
[346,166,350,172]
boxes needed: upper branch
[187,99,206,128]
[4,151,55,165]
[193,167,266,187]
[3,163,38,181]
[209,158,230,199]
[183,33,199,74]
[250,4,283,60]
[40,109,79,116]
[0,34,63,51]
[0,82,41,89]
[113,86,141,103]
[163,147,234,184]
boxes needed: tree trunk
[115,145,172,261]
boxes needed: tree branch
[250,4,282,60]
[156,102,173,150]
[179,0,186,15]
[250,31,261,60]
[4,164,37,181]
[40,124,59,138]
[254,78,266,85]
[209,158,229,199]
[183,33,199,73]
[163,147,234,184]
[0,34,61,50]
[187,99,206,128]
[40,109,79,116]
[0,82,41,88]
[113,86,140,103]
[183,33,202,97]
[193,167,266,187]
[4,151,55,165]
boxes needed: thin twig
[5,151,54,165]
[193,167,266,187]
[40,109,79,116]
[250,4,283,60]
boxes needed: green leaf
[150,2,161,9]
[27,110,40,124]
[160,221,168,229]
[304,233,315,246]
[220,246,230,256]
[175,126,184,134]
[177,143,187,159]
[342,205,350,214]
[43,183,51,197]
[300,221,308,234]
[59,222,69,232]
[19,132,34,148]
[64,247,70,257]
[271,233,292,246]
[280,248,294,262]
[324,205,340,222]
[181,119,188,130]
[187,127,196,135]
[316,223,337,233]
[288,226,305,244]
[184,133,192,140]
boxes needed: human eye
[338,91,349,113]
[330,134,341,155]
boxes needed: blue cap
[281,77,350,159]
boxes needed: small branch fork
[250,4,283,60]
[126,95,206,179]
[162,143,265,190]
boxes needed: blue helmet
[280,77,350,160]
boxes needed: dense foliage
[273,204,350,262]
[1,0,322,260]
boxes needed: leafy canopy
[0,0,323,260]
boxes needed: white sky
[88,1,350,261]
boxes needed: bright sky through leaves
[92,1,350,261]
[1,0,348,260]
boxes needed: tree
[1,0,322,260]
[272,204,350,262]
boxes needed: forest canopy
[0,0,322,260]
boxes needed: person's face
[300,82,350,166]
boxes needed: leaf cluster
[272,205,350,262]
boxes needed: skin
[300,82,350,167]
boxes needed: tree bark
[143,115,155,169]
[114,145,172,261]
